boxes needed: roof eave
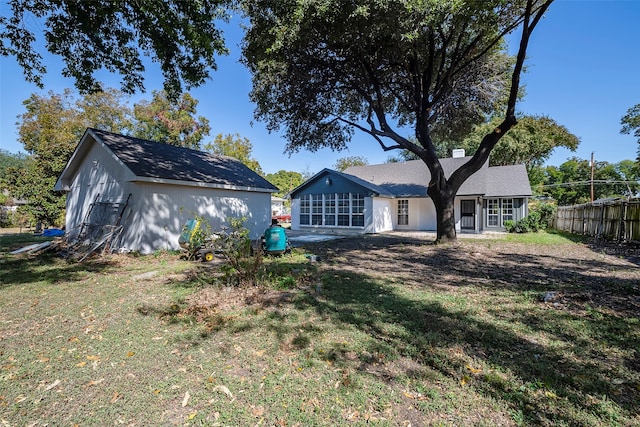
[130,176,277,193]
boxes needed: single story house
[55,128,278,254]
[271,196,286,217]
[288,153,532,234]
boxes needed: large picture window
[299,192,365,228]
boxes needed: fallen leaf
[126,351,135,357]
[182,391,190,407]
[544,390,557,399]
[110,392,120,403]
[460,375,470,386]
[465,364,482,374]
[187,412,197,420]
[76,361,87,368]
[213,385,233,398]
[86,355,100,361]
[403,391,415,399]
[85,378,105,387]
[45,379,61,391]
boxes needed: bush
[505,202,556,234]
[210,217,264,287]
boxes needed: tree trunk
[434,193,456,243]
[429,174,457,243]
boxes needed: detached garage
[55,128,277,254]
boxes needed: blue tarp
[42,228,65,237]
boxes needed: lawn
[0,231,638,426]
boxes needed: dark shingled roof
[344,157,531,198]
[89,129,278,191]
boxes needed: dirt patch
[296,234,640,318]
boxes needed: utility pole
[590,152,595,202]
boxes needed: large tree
[459,115,579,169]
[620,103,640,163]
[204,133,264,175]
[1,0,230,96]
[265,170,305,198]
[5,89,133,226]
[133,91,211,149]
[333,156,369,172]
[242,0,553,242]
[542,157,639,205]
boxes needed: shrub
[505,202,556,233]
[210,217,264,287]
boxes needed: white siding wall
[64,142,131,241]
[371,198,394,233]
[121,183,272,254]
[290,198,300,230]
[414,198,437,231]
[65,142,272,254]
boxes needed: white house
[55,128,278,254]
[288,154,532,234]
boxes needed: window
[324,193,336,226]
[311,194,323,225]
[337,193,350,226]
[502,199,514,223]
[300,195,310,225]
[487,199,499,227]
[298,192,365,228]
[351,193,364,227]
[397,199,409,226]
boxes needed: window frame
[397,199,409,226]
[298,192,365,228]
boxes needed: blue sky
[1,0,639,176]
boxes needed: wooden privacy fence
[553,198,640,243]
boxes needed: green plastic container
[264,226,289,254]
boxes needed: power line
[540,180,640,188]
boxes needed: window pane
[338,215,350,226]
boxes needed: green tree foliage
[133,91,210,149]
[333,156,368,172]
[1,0,230,97]
[241,0,553,241]
[620,103,640,162]
[386,149,421,163]
[460,115,580,168]
[542,157,639,205]
[5,89,132,226]
[204,133,264,175]
[265,170,304,198]
[0,150,28,183]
